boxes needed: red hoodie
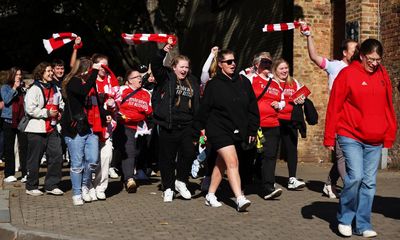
[324,61,397,148]
[252,75,283,127]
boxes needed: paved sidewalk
[1,162,399,240]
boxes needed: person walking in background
[1,67,28,183]
[114,69,152,193]
[195,49,259,211]
[61,58,101,205]
[250,52,285,200]
[24,62,64,196]
[324,39,397,238]
[273,58,307,190]
[301,22,358,198]
[151,37,200,203]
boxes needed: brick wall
[293,0,332,163]
[380,0,400,168]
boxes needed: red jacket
[116,85,152,129]
[252,75,283,127]
[324,61,397,148]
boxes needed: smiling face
[53,65,65,79]
[42,66,54,83]
[218,53,236,77]
[274,62,289,81]
[173,60,189,80]
[127,70,142,89]
[361,51,382,73]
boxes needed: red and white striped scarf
[121,33,177,45]
[262,21,309,33]
[42,32,77,54]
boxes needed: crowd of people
[0,23,397,238]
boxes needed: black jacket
[61,69,98,138]
[290,98,318,138]
[151,49,200,129]
[194,71,260,142]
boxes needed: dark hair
[124,69,140,82]
[52,59,65,67]
[32,62,52,80]
[62,57,93,98]
[352,38,383,61]
[340,39,358,54]
[6,67,22,86]
[91,53,108,63]
[217,49,234,63]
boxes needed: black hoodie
[194,70,259,142]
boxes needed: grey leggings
[326,139,346,186]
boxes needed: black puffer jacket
[151,49,200,129]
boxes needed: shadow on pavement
[372,195,400,220]
[301,201,340,236]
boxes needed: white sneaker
[288,177,306,190]
[72,195,84,206]
[236,195,251,212]
[46,188,64,195]
[362,230,377,238]
[82,186,92,202]
[21,175,27,183]
[4,176,17,183]
[205,193,222,207]
[163,188,174,202]
[323,184,339,199]
[201,176,211,192]
[338,224,352,237]
[175,180,191,199]
[96,191,106,200]
[108,168,119,179]
[26,189,43,196]
[89,188,98,201]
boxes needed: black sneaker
[262,188,283,200]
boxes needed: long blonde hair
[272,58,293,86]
[62,57,93,99]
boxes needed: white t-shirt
[321,58,348,91]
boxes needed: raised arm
[67,67,99,97]
[301,23,324,68]
[70,36,82,68]
[151,37,174,85]
[200,46,219,85]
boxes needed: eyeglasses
[221,59,235,65]
[365,56,382,64]
[129,75,142,80]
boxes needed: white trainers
[89,188,98,201]
[338,224,352,237]
[72,195,84,206]
[46,188,64,196]
[163,188,174,202]
[236,195,251,212]
[4,176,17,183]
[288,177,306,190]
[323,184,339,199]
[201,176,211,192]
[175,180,191,199]
[82,186,92,202]
[108,168,119,179]
[26,189,43,196]
[205,193,222,207]
[21,175,27,183]
[362,230,377,238]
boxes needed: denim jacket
[0,84,18,120]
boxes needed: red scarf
[86,88,103,133]
[11,92,24,128]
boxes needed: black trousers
[26,131,62,191]
[114,125,139,182]
[261,127,280,190]
[279,120,299,178]
[158,126,195,190]
[3,122,28,177]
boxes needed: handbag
[17,114,30,132]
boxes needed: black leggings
[279,120,299,178]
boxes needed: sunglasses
[221,59,236,65]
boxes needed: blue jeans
[65,132,99,196]
[337,135,382,233]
